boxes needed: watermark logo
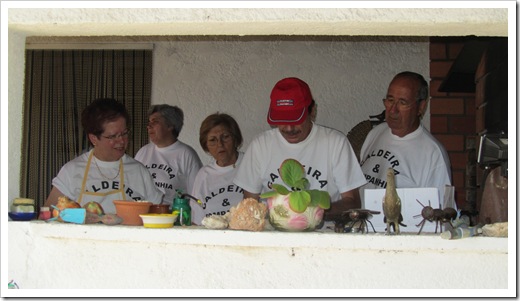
[8,280,19,289]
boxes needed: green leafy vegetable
[280,159,306,189]
[260,158,331,212]
[289,191,311,213]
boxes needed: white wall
[151,38,428,164]
[6,31,26,205]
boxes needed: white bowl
[139,213,178,228]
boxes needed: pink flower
[267,197,273,209]
[287,214,308,230]
[314,208,324,221]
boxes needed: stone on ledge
[482,222,508,237]
[201,215,229,229]
[228,198,267,232]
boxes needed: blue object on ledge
[8,212,37,221]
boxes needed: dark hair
[149,104,184,138]
[199,113,243,152]
[81,98,129,139]
[393,71,429,102]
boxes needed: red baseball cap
[267,77,313,125]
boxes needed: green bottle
[172,190,191,226]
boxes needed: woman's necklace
[93,156,121,180]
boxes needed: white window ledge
[6,220,510,297]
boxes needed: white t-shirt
[135,141,202,205]
[234,124,367,203]
[359,123,452,203]
[51,150,164,214]
[190,152,244,225]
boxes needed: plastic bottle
[39,207,51,220]
[440,226,482,240]
[172,191,191,226]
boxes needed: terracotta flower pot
[266,194,324,232]
[113,200,152,226]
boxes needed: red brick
[448,91,477,98]
[430,98,465,115]
[465,97,476,116]
[430,79,448,97]
[466,136,478,150]
[430,116,448,133]
[476,106,486,133]
[430,43,447,60]
[475,79,486,106]
[452,170,465,188]
[455,190,466,209]
[429,38,487,215]
[449,152,469,170]
[430,61,453,78]
[437,135,465,152]
[447,43,465,59]
[450,116,476,134]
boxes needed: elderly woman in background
[45,98,163,214]
[190,113,244,225]
[135,104,202,206]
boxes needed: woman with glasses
[45,98,163,214]
[135,104,202,207]
[190,113,244,225]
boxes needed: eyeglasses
[382,98,417,110]
[101,129,130,141]
[207,133,233,147]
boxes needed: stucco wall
[149,38,428,164]
[7,7,508,36]
[6,221,509,295]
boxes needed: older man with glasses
[359,71,452,206]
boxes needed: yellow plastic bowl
[139,213,178,228]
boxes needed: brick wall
[429,38,477,212]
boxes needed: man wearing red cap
[234,77,367,221]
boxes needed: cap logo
[276,99,294,107]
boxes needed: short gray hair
[149,104,184,138]
[394,71,429,102]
